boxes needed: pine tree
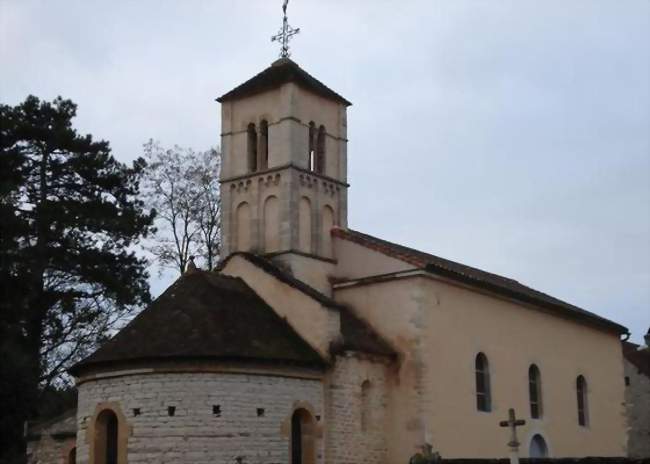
[0,95,154,462]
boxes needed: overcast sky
[2,0,649,342]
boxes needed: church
[65,54,630,463]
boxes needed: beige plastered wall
[221,254,341,360]
[271,252,337,296]
[334,273,627,460]
[333,235,417,280]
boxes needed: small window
[260,120,269,170]
[316,125,326,174]
[68,447,76,464]
[308,122,316,171]
[577,375,589,426]
[529,364,543,419]
[475,353,491,412]
[624,376,630,386]
[247,123,258,172]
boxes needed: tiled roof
[217,58,352,106]
[26,408,77,440]
[332,228,628,334]
[220,252,395,357]
[623,342,650,378]
[70,271,326,376]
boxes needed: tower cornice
[220,163,350,188]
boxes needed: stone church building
[65,58,630,464]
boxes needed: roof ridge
[70,268,326,376]
[220,252,344,310]
[337,227,520,284]
[332,227,627,334]
[217,59,351,106]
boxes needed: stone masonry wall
[624,357,650,458]
[76,371,323,464]
[325,353,390,464]
[26,433,75,464]
[26,410,76,464]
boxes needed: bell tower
[218,58,351,277]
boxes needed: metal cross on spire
[271,0,300,58]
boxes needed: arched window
[259,120,269,170]
[529,434,548,458]
[475,353,491,412]
[361,380,371,431]
[291,408,316,464]
[316,125,326,174]
[68,447,76,464]
[308,122,316,171]
[94,409,118,464]
[247,123,258,172]
[528,364,543,419]
[576,375,589,426]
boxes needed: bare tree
[193,149,222,270]
[142,140,221,274]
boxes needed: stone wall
[441,459,644,464]
[325,353,390,464]
[26,409,76,464]
[76,371,323,464]
[624,355,650,458]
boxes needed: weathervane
[271,0,300,58]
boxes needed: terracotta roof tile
[623,342,650,378]
[332,227,627,334]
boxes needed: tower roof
[217,58,352,106]
[69,271,325,376]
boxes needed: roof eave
[69,354,328,378]
[424,263,628,335]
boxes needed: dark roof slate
[339,309,395,357]
[70,271,325,375]
[332,227,628,335]
[623,342,650,378]
[217,58,352,106]
[26,408,77,441]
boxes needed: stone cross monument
[499,408,526,464]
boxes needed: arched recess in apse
[263,196,280,252]
[235,202,251,252]
[298,197,312,253]
[321,205,335,258]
